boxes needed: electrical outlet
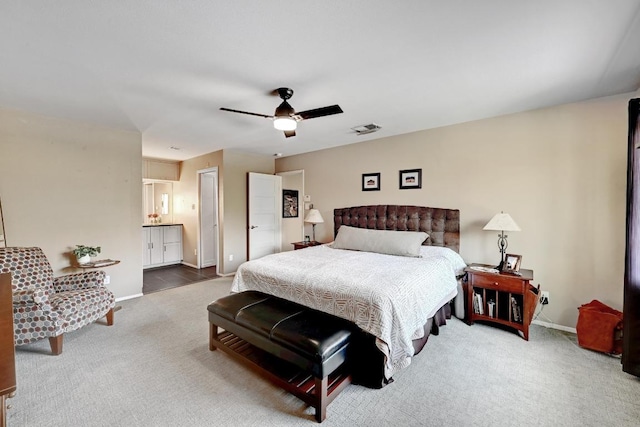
[229,254,234,261]
[194,248,197,256]
[104,275,110,285]
[540,291,549,305]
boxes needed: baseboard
[181,261,198,269]
[532,319,576,334]
[115,293,143,302]
[217,271,236,277]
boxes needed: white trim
[532,319,577,334]
[181,261,198,269]
[197,167,219,270]
[276,169,305,247]
[116,293,143,302]
[217,271,236,277]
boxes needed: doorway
[277,170,305,251]
[248,172,282,260]
[199,168,219,268]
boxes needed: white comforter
[231,244,466,380]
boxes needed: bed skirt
[351,301,452,389]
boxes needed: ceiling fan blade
[284,130,296,138]
[220,107,273,119]
[296,105,343,120]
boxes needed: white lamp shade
[273,117,297,131]
[483,212,520,232]
[304,209,324,224]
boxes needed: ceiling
[2,1,640,161]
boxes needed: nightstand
[292,241,322,250]
[465,264,539,340]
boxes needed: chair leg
[49,335,63,355]
[106,308,114,326]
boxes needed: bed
[231,205,466,387]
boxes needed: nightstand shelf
[465,264,539,340]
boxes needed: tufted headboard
[333,205,460,253]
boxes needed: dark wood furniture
[465,264,538,340]
[208,291,353,422]
[292,241,322,250]
[624,98,640,377]
[0,273,16,427]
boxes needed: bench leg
[209,323,218,351]
[315,376,328,423]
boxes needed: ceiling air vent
[351,123,381,135]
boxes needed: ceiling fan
[220,87,343,138]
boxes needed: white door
[199,170,218,268]
[248,172,281,260]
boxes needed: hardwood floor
[143,264,218,294]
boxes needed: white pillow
[332,226,428,257]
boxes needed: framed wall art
[282,189,299,218]
[399,168,422,189]
[362,173,381,191]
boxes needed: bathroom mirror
[143,181,173,224]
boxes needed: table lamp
[304,209,324,242]
[483,211,520,269]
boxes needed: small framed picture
[362,173,381,191]
[502,254,522,273]
[282,189,299,218]
[399,169,422,189]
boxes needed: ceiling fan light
[273,117,297,131]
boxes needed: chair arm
[12,287,53,311]
[53,270,107,292]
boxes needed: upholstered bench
[207,291,354,422]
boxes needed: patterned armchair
[0,247,115,355]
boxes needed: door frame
[197,167,219,269]
[276,169,305,251]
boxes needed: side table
[465,264,539,340]
[292,241,322,250]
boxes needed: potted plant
[73,245,101,264]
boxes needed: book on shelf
[511,296,522,322]
[473,293,484,315]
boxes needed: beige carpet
[8,276,640,426]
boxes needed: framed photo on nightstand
[502,254,522,273]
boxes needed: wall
[276,93,635,329]
[0,107,142,299]
[173,150,223,269]
[173,150,274,275]
[222,151,274,273]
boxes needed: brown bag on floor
[576,300,623,355]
